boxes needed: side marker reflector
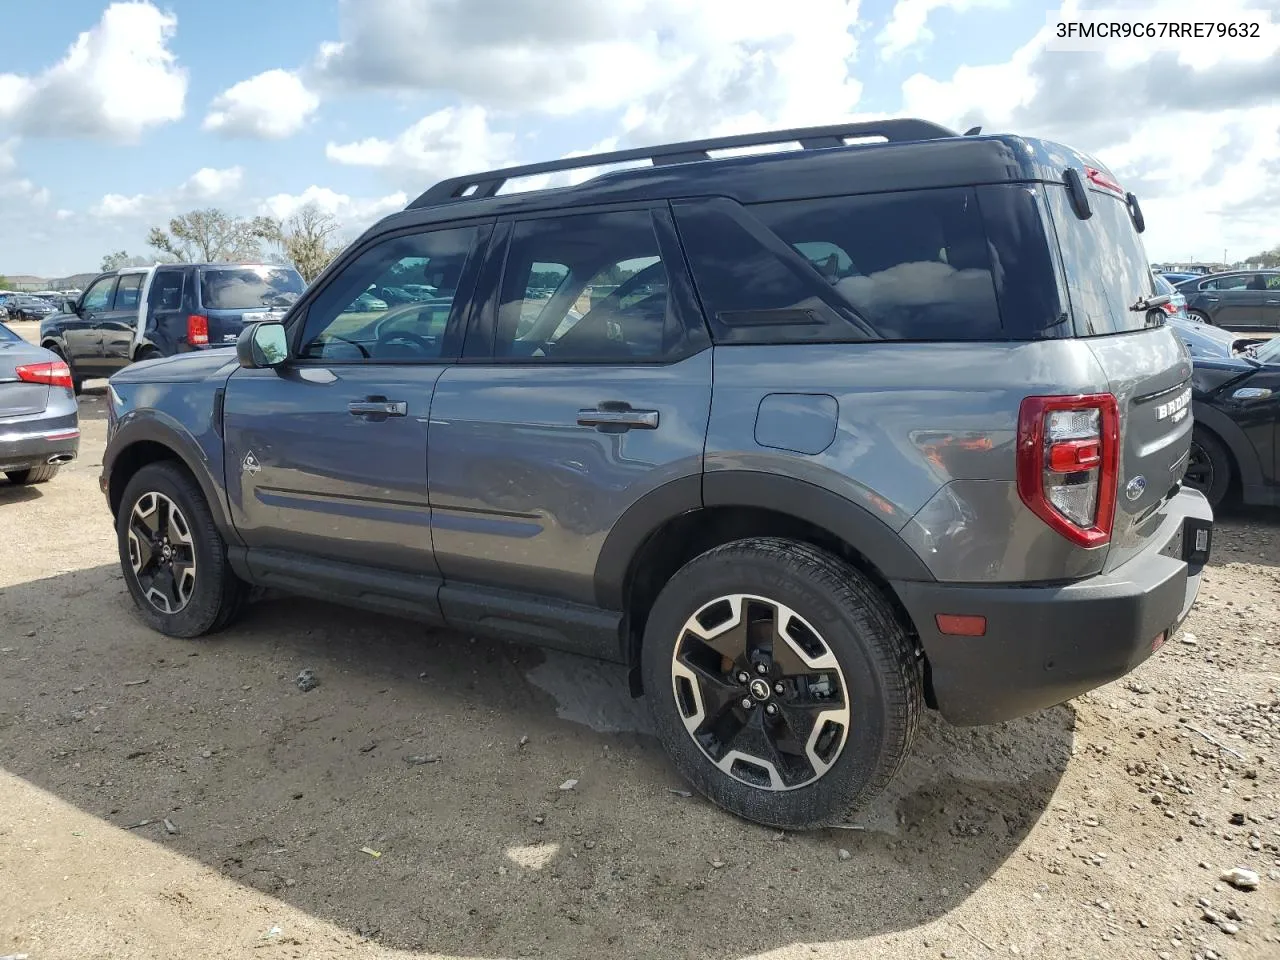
[935,614,987,637]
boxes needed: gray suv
[101,120,1213,829]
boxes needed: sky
[0,0,1278,277]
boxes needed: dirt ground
[1,321,1277,960]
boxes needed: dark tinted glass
[299,226,478,362]
[675,189,1003,343]
[495,211,682,361]
[200,266,304,310]
[113,273,143,310]
[148,270,185,310]
[1043,184,1155,335]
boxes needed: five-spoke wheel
[126,490,197,614]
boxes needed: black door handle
[577,404,659,430]
[349,399,407,417]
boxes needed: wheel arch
[596,471,934,687]
[1192,402,1260,489]
[106,418,239,546]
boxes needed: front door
[429,206,713,607]
[65,274,117,375]
[222,221,489,583]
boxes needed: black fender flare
[104,414,241,545]
[592,470,935,610]
[1192,401,1263,489]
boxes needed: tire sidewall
[1191,428,1231,507]
[642,543,906,829]
[116,463,227,638]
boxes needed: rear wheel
[5,465,59,485]
[641,537,922,830]
[116,462,247,637]
[135,346,162,362]
[1185,427,1231,508]
[1189,310,1213,326]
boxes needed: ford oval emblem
[1125,476,1147,501]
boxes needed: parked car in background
[1185,334,1280,508]
[6,295,57,322]
[342,290,389,313]
[100,119,1212,830]
[0,320,78,485]
[1158,271,1200,285]
[1174,270,1280,331]
[39,262,304,390]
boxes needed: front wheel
[116,462,247,637]
[641,537,922,830]
[1185,428,1231,508]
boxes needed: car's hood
[1168,317,1253,360]
[109,346,240,384]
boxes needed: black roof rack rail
[407,118,958,209]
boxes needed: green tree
[101,250,157,271]
[0,274,9,289]
[147,208,280,263]
[1250,245,1280,268]
[272,204,345,283]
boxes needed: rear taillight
[1017,394,1119,547]
[16,360,73,389]
[1160,302,1178,315]
[187,314,209,346]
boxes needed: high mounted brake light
[1085,166,1124,196]
[1017,394,1120,548]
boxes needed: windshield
[1253,337,1280,364]
[199,266,304,310]
[1046,185,1155,335]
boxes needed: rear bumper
[893,486,1212,726]
[0,415,80,473]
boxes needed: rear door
[99,271,145,373]
[1261,274,1280,330]
[195,265,306,347]
[142,266,188,355]
[1042,179,1194,570]
[223,222,489,588]
[428,205,712,613]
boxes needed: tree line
[101,203,347,283]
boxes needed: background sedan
[1175,270,1280,331]
[0,320,79,485]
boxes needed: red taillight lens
[1017,394,1119,547]
[187,314,209,346]
[16,360,73,389]
[1160,302,1178,315]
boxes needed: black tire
[1186,427,1231,508]
[45,344,83,394]
[135,346,161,362]
[1189,310,1214,326]
[5,464,59,485]
[641,537,922,830]
[116,461,247,638]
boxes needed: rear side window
[199,266,304,310]
[148,270,185,310]
[673,190,1005,343]
[1043,184,1155,335]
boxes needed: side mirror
[237,322,288,369]
[61,298,78,314]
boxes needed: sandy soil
[1,321,1277,959]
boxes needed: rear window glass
[199,266,304,310]
[1044,185,1155,335]
[0,321,19,342]
[674,189,1006,343]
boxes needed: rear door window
[1043,185,1155,335]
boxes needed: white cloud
[899,0,1280,260]
[55,209,73,220]
[877,0,1007,59]
[203,69,319,140]
[326,105,516,185]
[259,185,406,229]
[89,165,243,219]
[180,166,244,201]
[0,137,16,174]
[0,178,50,206]
[0,2,186,142]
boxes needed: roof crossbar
[407,118,958,209]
